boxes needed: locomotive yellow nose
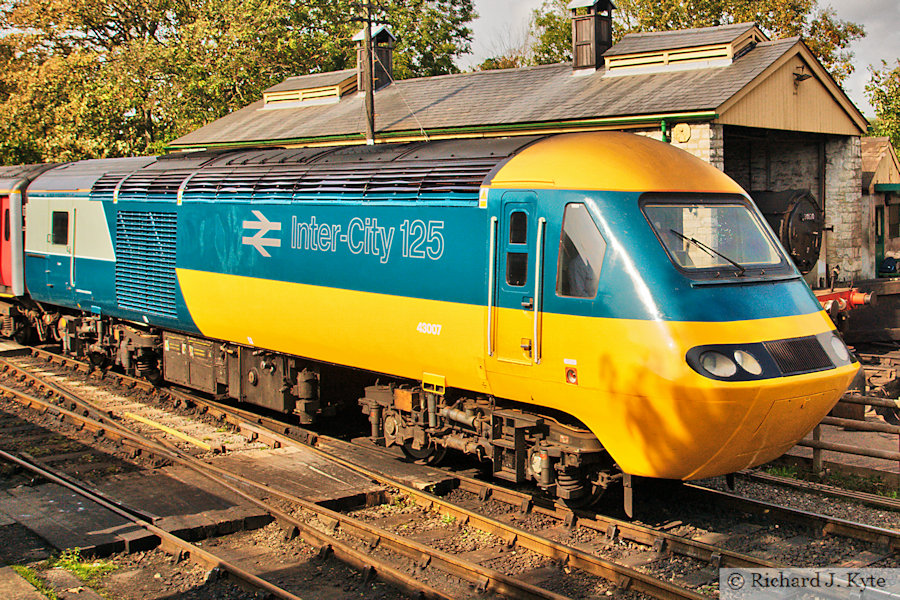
[586,361,859,480]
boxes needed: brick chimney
[569,0,614,71]
[353,25,397,92]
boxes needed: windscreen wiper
[669,228,746,276]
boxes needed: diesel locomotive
[0,132,859,506]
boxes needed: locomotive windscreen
[642,194,788,278]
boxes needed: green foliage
[531,0,571,65]
[519,0,864,84]
[478,55,526,71]
[764,464,799,478]
[385,0,475,80]
[50,548,117,585]
[0,0,475,164]
[867,60,900,152]
[11,565,58,600]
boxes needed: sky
[464,0,900,118]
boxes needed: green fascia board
[165,112,719,152]
[875,183,900,192]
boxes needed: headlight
[699,351,737,378]
[734,350,763,375]
[687,342,778,380]
[830,335,849,362]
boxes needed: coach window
[506,211,528,286]
[3,208,9,242]
[51,211,69,246]
[557,203,605,298]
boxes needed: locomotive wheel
[559,480,607,509]
[401,441,447,465]
[88,351,109,369]
[12,325,32,346]
[557,469,612,509]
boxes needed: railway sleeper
[359,383,619,507]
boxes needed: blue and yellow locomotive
[0,132,859,505]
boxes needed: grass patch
[11,565,58,600]
[764,464,798,478]
[764,463,899,498]
[49,548,117,586]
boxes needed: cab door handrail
[487,216,498,357]
[533,217,546,364]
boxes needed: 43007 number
[416,322,442,335]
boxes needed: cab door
[491,191,545,365]
[46,202,74,299]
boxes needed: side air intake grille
[764,336,833,375]
[116,211,178,318]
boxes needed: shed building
[168,3,869,284]
[862,137,900,274]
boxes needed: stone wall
[723,133,822,199]
[636,123,724,169]
[824,135,868,280]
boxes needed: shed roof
[264,69,356,94]
[604,22,759,56]
[169,24,867,150]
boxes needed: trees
[518,0,863,85]
[867,60,900,151]
[0,0,475,163]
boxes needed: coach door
[46,201,74,297]
[490,191,546,365]
[0,195,11,289]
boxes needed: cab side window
[557,204,605,298]
[51,211,69,246]
[506,211,528,287]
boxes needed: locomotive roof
[0,163,60,192]
[28,136,546,204]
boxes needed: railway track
[0,347,688,600]
[2,345,898,598]
[736,469,900,514]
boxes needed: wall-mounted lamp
[793,72,812,83]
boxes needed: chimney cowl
[570,0,615,71]
[355,26,397,92]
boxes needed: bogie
[359,384,617,505]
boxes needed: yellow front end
[489,309,859,480]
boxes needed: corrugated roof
[604,22,760,56]
[171,38,798,148]
[263,69,356,94]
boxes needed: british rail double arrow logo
[242,210,282,257]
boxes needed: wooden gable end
[717,45,866,136]
[872,145,900,191]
